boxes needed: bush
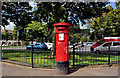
[87,39,94,42]
[80,36,87,42]
[22,41,29,46]
[69,33,81,43]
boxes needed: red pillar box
[54,22,71,74]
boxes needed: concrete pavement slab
[1,62,119,76]
[68,66,118,76]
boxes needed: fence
[70,44,120,68]
[2,45,56,68]
[1,44,120,68]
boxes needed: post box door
[56,33,68,61]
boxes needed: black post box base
[56,61,69,75]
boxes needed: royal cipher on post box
[54,22,71,74]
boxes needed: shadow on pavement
[69,65,88,74]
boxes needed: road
[69,47,92,53]
[2,47,26,50]
[2,47,90,50]
[2,47,93,54]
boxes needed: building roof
[8,30,13,34]
[1,28,13,34]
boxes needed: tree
[90,4,120,40]
[102,8,120,36]
[34,2,109,56]
[106,5,114,12]
[35,2,109,24]
[2,30,12,41]
[90,17,103,41]
[115,1,120,9]
[69,24,81,43]
[2,2,109,56]
[101,3,120,37]
[13,26,17,40]
[69,33,81,43]
[80,36,87,42]
[26,21,48,42]
[2,2,33,40]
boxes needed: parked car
[94,41,120,54]
[69,45,73,49]
[69,43,74,49]
[86,42,95,47]
[13,42,21,46]
[26,42,48,50]
[2,44,7,46]
[90,37,120,51]
[45,43,53,50]
[69,43,78,49]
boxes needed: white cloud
[29,1,37,11]
[29,1,35,7]
[6,22,15,30]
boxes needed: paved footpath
[1,62,119,76]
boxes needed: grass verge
[2,50,120,68]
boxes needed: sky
[2,2,117,30]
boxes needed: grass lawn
[2,50,120,68]
[69,52,119,66]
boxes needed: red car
[90,37,120,51]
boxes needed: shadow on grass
[2,58,9,59]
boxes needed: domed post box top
[54,22,71,27]
[54,22,71,34]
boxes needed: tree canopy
[2,2,33,40]
[90,3,120,41]
[2,30,13,41]
[34,2,109,24]
[2,2,110,43]
[25,21,48,42]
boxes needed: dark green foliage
[2,2,33,40]
[2,2,109,42]
[13,26,17,40]
[90,4,120,41]
[2,30,13,40]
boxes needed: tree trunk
[52,3,59,57]
[42,34,43,43]
[94,31,97,42]
[47,30,52,43]
[47,26,50,43]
